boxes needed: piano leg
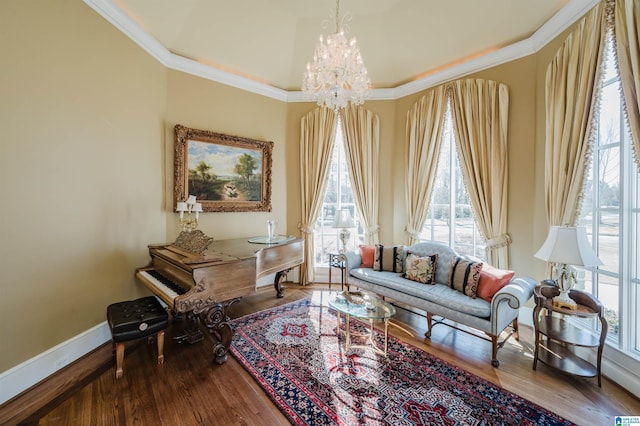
[173,311,205,344]
[274,269,291,298]
[198,297,241,364]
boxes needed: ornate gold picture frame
[174,124,273,212]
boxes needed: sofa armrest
[342,251,361,272]
[490,276,537,334]
[492,276,537,309]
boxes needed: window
[314,118,363,265]
[420,105,486,260]
[577,33,640,354]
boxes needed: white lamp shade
[332,208,355,228]
[193,203,203,213]
[534,225,603,267]
[176,202,188,212]
[186,195,197,205]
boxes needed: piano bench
[106,296,168,379]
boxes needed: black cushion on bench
[107,296,168,343]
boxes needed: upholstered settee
[341,241,537,367]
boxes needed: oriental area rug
[229,298,575,426]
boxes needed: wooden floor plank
[2,284,638,425]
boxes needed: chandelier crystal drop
[302,0,371,111]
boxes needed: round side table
[532,284,607,386]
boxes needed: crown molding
[84,0,600,103]
[531,0,601,48]
[83,0,289,102]
[83,0,171,64]
[165,54,289,102]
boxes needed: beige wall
[0,0,583,376]
[0,1,167,370]
[0,1,292,373]
[164,70,289,241]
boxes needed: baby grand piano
[135,230,304,364]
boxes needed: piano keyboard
[139,269,188,302]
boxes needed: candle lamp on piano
[176,195,202,232]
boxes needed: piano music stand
[107,296,169,379]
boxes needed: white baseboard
[0,275,293,406]
[603,347,640,398]
[0,321,111,405]
[1,304,637,406]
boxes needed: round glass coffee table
[328,291,396,356]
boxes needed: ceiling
[86,0,599,100]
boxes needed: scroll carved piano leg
[199,298,241,364]
[274,269,291,298]
[210,322,233,365]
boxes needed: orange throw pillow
[359,245,375,268]
[477,264,515,302]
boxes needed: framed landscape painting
[174,124,273,212]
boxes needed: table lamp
[332,208,355,253]
[534,225,602,309]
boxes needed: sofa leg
[512,318,520,340]
[491,335,499,367]
[425,312,433,338]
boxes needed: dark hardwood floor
[2,284,638,425]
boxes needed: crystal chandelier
[302,0,371,111]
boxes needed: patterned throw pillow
[373,244,404,272]
[448,256,483,298]
[403,252,438,284]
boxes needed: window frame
[420,103,486,260]
[313,117,363,267]
[577,33,640,356]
